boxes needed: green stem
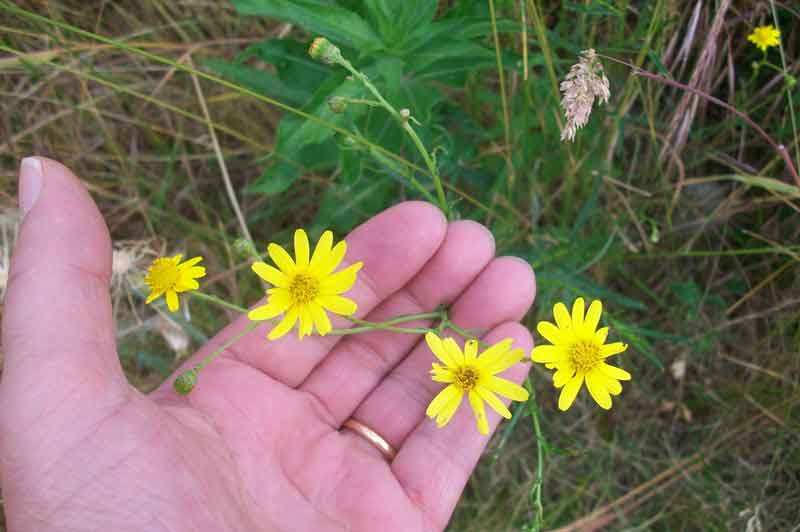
[444,320,485,341]
[488,0,516,188]
[769,0,800,174]
[196,322,259,371]
[337,58,450,218]
[402,123,449,215]
[525,377,546,532]
[190,291,248,313]
[330,311,445,336]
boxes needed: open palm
[0,158,536,531]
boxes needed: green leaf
[282,76,367,155]
[232,0,383,52]
[363,0,437,50]
[201,58,304,105]
[241,39,330,95]
[339,140,363,185]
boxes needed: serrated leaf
[232,0,383,52]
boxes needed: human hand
[0,158,536,531]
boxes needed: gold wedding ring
[342,418,397,461]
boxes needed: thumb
[1,157,128,428]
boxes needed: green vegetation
[1,1,798,529]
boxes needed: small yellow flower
[144,255,206,312]
[426,333,529,435]
[748,25,781,53]
[248,229,362,340]
[532,298,631,411]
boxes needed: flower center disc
[568,340,601,373]
[454,366,480,391]
[148,260,180,291]
[289,273,320,305]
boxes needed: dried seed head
[155,315,190,354]
[559,49,610,142]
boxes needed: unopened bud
[399,108,411,122]
[233,238,257,258]
[328,96,348,113]
[173,368,198,395]
[308,37,343,65]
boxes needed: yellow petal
[571,297,585,330]
[252,262,288,287]
[248,302,286,321]
[268,309,298,340]
[145,289,163,304]
[584,300,602,334]
[184,266,206,279]
[599,362,631,381]
[558,374,584,411]
[468,390,489,435]
[319,295,357,316]
[531,345,563,364]
[553,302,571,329]
[268,243,296,274]
[585,372,612,410]
[425,332,455,366]
[297,307,314,338]
[174,278,199,292]
[464,339,478,362]
[605,377,623,395]
[166,290,179,312]
[309,303,332,336]
[294,229,310,269]
[600,342,628,358]
[483,348,525,375]
[477,338,514,366]
[553,366,575,388]
[486,376,529,401]
[476,386,511,419]
[537,321,568,345]
[320,262,363,294]
[268,287,292,308]
[431,365,454,383]
[426,384,460,417]
[315,240,347,277]
[309,230,333,272]
[594,327,609,345]
[434,389,463,427]
[443,337,464,366]
[178,256,203,269]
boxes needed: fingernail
[19,157,43,218]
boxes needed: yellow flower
[532,298,631,411]
[748,25,780,52]
[426,332,529,435]
[248,229,362,340]
[144,255,206,312]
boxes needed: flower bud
[233,237,257,258]
[173,368,198,395]
[308,37,343,65]
[399,108,411,122]
[328,96,348,114]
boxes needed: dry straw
[559,49,610,142]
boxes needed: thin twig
[189,57,254,244]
